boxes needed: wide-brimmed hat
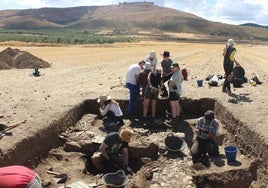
[163,51,170,57]
[97,94,111,103]
[227,39,235,46]
[119,127,133,143]
[144,62,151,70]
[170,62,179,68]
[149,51,156,58]
[156,67,162,73]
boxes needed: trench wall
[214,101,268,184]
[0,97,267,185]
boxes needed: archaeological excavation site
[0,97,267,188]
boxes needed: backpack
[182,68,188,80]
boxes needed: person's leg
[170,100,177,119]
[126,83,138,116]
[143,98,150,118]
[151,99,156,118]
[190,138,207,164]
[169,92,180,118]
[174,100,180,117]
[190,139,201,164]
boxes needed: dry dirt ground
[0,41,268,187]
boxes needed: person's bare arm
[122,148,129,166]
[99,142,109,160]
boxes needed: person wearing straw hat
[145,50,158,72]
[222,39,240,94]
[190,110,219,167]
[94,126,133,173]
[0,165,42,188]
[98,94,124,128]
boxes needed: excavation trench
[3,98,267,187]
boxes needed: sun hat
[156,67,162,72]
[97,94,111,103]
[119,127,133,143]
[227,39,235,46]
[170,62,179,68]
[144,62,151,70]
[163,51,170,57]
[149,51,156,58]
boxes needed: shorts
[169,91,179,101]
[144,86,159,100]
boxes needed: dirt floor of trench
[33,98,261,188]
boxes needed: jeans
[126,83,140,116]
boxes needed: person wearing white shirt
[145,50,157,72]
[125,60,145,116]
[98,94,124,127]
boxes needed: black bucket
[102,170,129,188]
[164,133,186,152]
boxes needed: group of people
[93,109,220,172]
[95,38,239,171]
[0,39,237,187]
[126,50,184,125]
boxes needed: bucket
[224,146,238,162]
[197,80,203,87]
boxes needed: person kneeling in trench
[190,110,220,167]
[91,126,133,174]
[97,94,124,129]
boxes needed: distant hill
[0,2,267,41]
[240,23,268,29]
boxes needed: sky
[0,0,267,26]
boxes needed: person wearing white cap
[222,39,240,94]
[145,50,158,72]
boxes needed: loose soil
[0,41,267,187]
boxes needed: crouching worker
[97,94,124,129]
[91,126,133,174]
[0,165,42,188]
[190,110,220,167]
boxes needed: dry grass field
[0,40,268,186]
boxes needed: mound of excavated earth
[0,47,50,69]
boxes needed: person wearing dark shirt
[222,39,240,94]
[92,126,133,173]
[142,67,163,123]
[138,62,151,98]
[160,51,174,97]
